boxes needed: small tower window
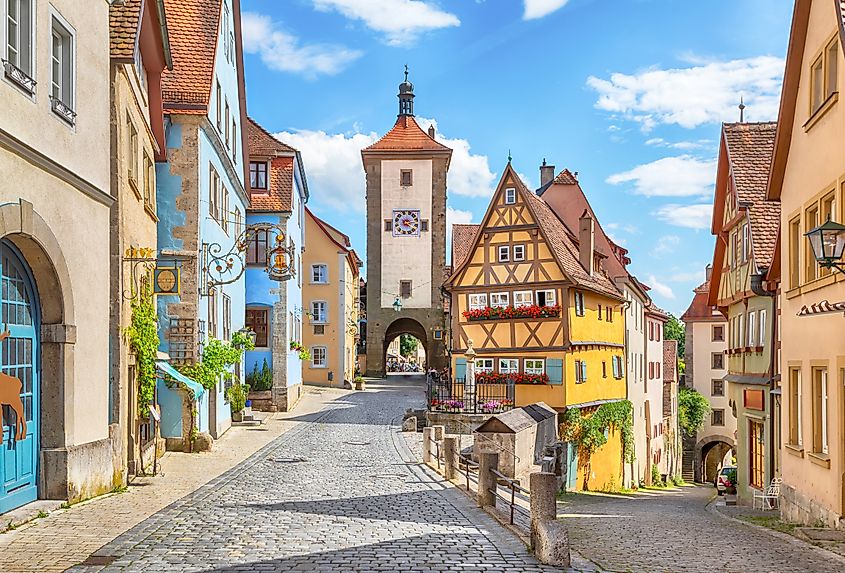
[505,188,516,204]
[421,220,429,232]
[384,219,392,232]
[401,169,413,187]
[400,280,412,298]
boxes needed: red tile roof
[681,281,724,322]
[722,122,780,269]
[451,224,480,268]
[247,117,295,157]
[553,169,579,185]
[161,0,220,113]
[363,115,452,152]
[109,0,142,60]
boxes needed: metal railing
[426,375,515,414]
[490,469,531,526]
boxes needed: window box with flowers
[462,304,561,321]
[476,372,549,385]
[429,399,465,412]
[289,340,311,361]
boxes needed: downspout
[751,271,778,481]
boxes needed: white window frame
[536,289,556,307]
[575,360,587,383]
[514,291,533,308]
[468,293,487,311]
[499,358,519,374]
[513,244,526,261]
[311,346,327,368]
[797,369,803,446]
[747,311,756,347]
[311,264,328,284]
[311,301,327,324]
[822,369,829,454]
[49,10,75,114]
[524,359,544,375]
[736,313,744,348]
[504,187,516,204]
[498,245,510,262]
[476,358,494,374]
[574,291,585,316]
[490,292,509,308]
[5,0,36,86]
[758,309,767,347]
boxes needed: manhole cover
[345,441,370,446]
[81,556,117,566]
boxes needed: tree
[399,334,419,357]
[678,387,710,436]
[664,313,685,358]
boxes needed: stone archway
[695,434,736,484]
[383,318,428,375]
[0,199,76,501]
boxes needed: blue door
[0,241,38,514]
[565,442,579,491]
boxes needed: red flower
[463,304,561,322]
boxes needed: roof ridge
[247,116,297,154]
[363,115,452,152]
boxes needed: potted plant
[226,382,249,422]
[354,375,365,391]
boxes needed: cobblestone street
[560,486,845,572]
[51,377,556,573]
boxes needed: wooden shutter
[547,358,563,385]
[455,358,467,381]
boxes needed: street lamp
[392,297,402,312]
[237,327,258,346]
[806,217,845,275]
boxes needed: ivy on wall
[678,387,709,436]
[179,330,255,391]
[560,400,634,491]
[126,284,160,418]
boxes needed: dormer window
[505,188,516,204]
[250,161,268,190]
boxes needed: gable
[486,173,536,228]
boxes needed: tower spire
[739,96,746,123]
[398,65,415,117]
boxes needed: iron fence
[426,374,515,415]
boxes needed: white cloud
[242,12,362,78]
[312,0,459,45]
[275,117,495,213]
[273,129,378,212]
[417,117,497,198]
[654,203,713,230]
[652,234,681,257]
[446,206,474,230]
[646,274,676,300]
[645,138,712,151]
[607,155,716,198]
[587,56,784,130]
[523,0,569,20]
[668,270,705,283]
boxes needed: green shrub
[651,464,665,487]
[247,358,273,391]
[226,383,250,413]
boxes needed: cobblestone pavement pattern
[63,377,559,573]
[560,486,845,572]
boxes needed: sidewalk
[0,384,347,573]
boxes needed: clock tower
[362,71,452,375]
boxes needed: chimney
[428,125,436,138]
[540,158,555,188]
[705,264,713,281]
[579,210,595,276]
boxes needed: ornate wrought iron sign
[203,223,294,295]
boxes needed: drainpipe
[751,271,778,481]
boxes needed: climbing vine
[179,331,255,390]
[126,283,160,418]
[560,400,634,490]
[678,387,709,436]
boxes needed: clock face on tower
[392,209,421,236]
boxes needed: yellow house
[302,208,362,387]
[446,163,628,490]
[767,0,845,527]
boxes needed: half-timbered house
[446,162,628,490]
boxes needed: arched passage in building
[696,435,736,484]
[383,318,428,375]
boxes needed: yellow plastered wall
[576,426,624,491]
[565,348,627,406]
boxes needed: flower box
[476,372,549,385]
[462,304,561,321]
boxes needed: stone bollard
[422,427,433,464]
[402,416,417,432]
[443,436,458,480]
[530,471,569,567]
[477,452,499,507]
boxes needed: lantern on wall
[806,217,845,275]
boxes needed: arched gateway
[362,71,452,376]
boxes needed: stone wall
[781,482,844,529]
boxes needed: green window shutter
[581,361,588,382]
[455,358,467,380]
[547,358,563,385]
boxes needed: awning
[798,299,845,317]
[156,360,204,399]
[721,373,769,386]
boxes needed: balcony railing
[50,96,77,126]
[427,374,515,415]
[2,59,36,94]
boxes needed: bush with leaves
[179,331,255,391]
[678,387,710,436]
[126,284,160,418]
[226,382,250,413]
[247,358,273,391]
[561,400,634,490]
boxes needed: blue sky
[240,0,793,316]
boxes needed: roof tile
[109,0,142,60]
[452,224,480,268]
[364,115,451,152]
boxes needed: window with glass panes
[499,359,518,374]
[246,229,269,265]
[245,308,268,347]
[524,359,544,375]
[250,162,268,190]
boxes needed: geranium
[475,372,549,385]
[462,304,561,321]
